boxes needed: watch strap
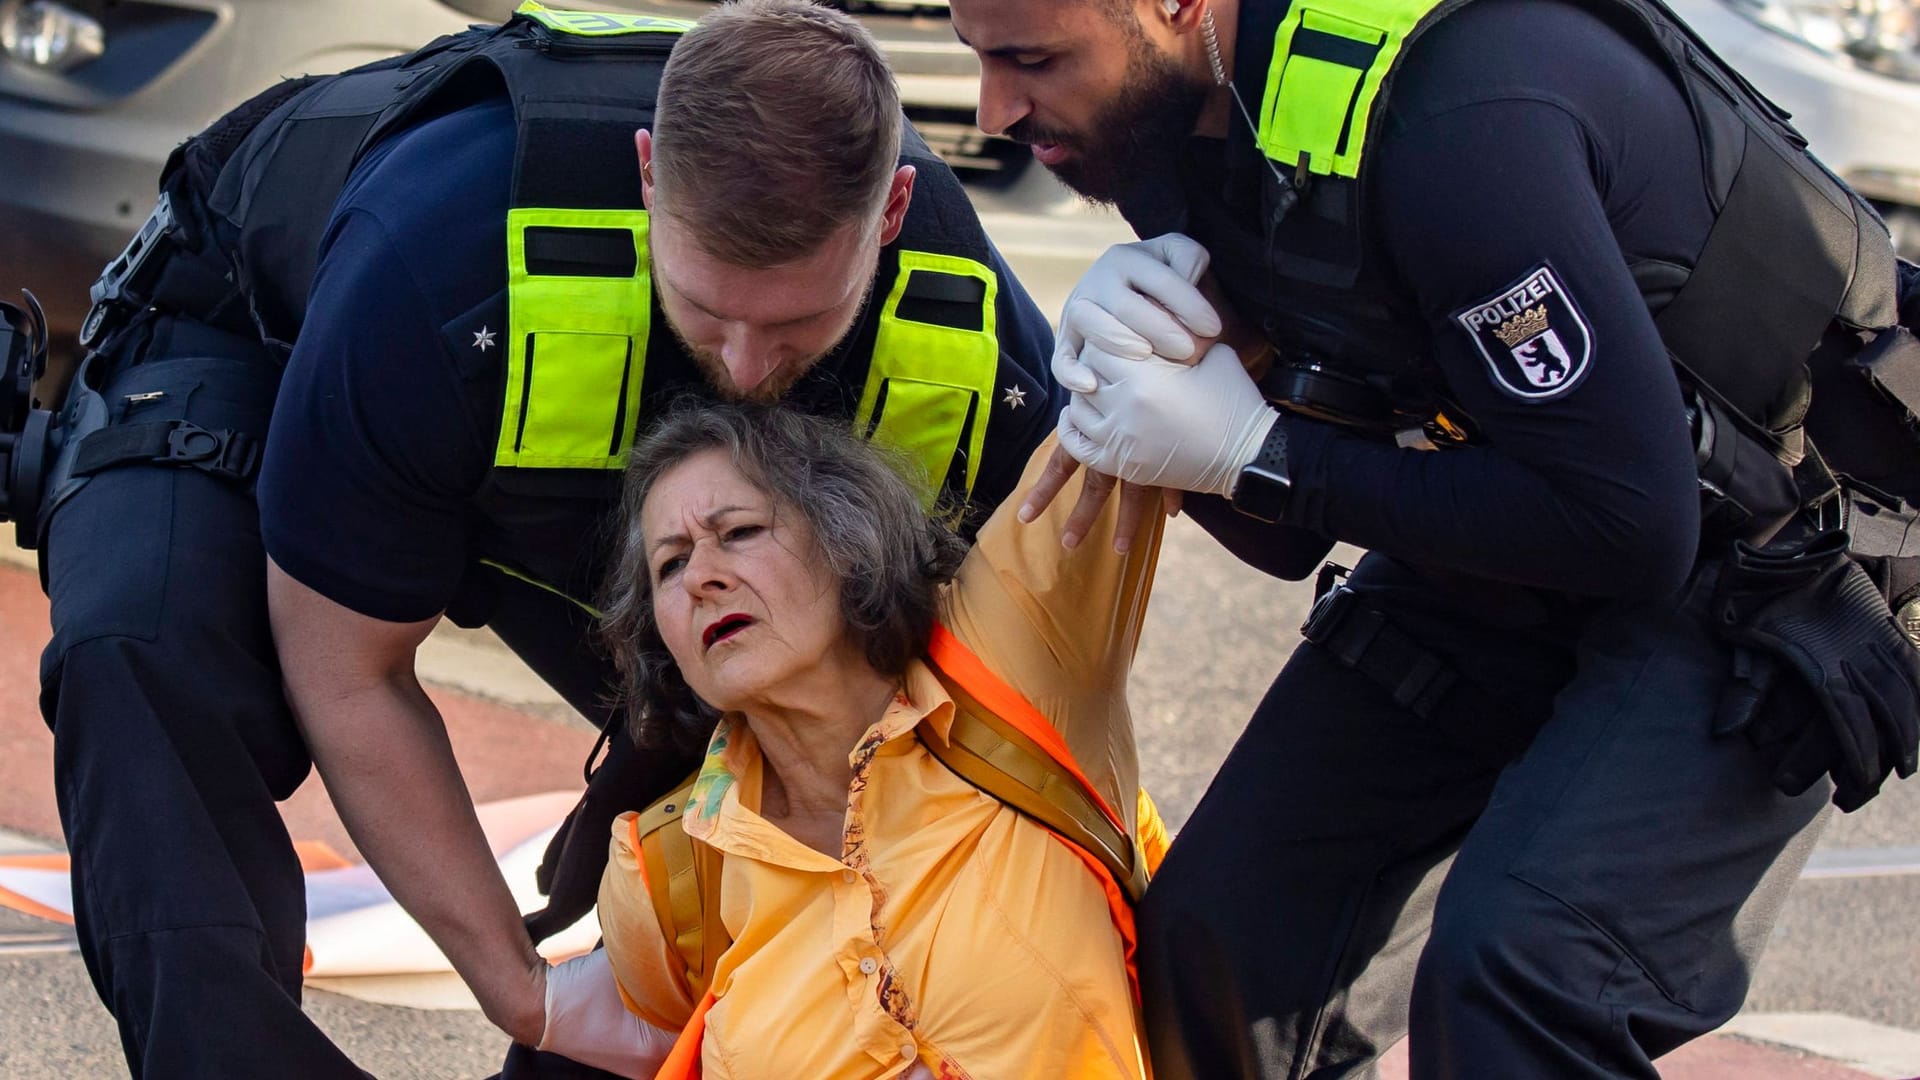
[1230,414,1291,522]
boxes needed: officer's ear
[877,165,916,247]
[1157,0,1208,36]
[636,128,655,210]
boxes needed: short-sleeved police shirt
[260,99,1060,624]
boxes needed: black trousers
[1137,562,1832,1080]
[38,321,370,1078]
[38,320,641,1078]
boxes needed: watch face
[1232,466,1290,522]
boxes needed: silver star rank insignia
[472,326,497,352]
[1001,384,1027,409]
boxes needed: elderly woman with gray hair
[528,402,1169,1079]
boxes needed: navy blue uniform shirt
[1159,0,1709,630]
[259,100,1060,624]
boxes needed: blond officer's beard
[662,278,876,405]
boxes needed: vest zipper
[517,33,676,59]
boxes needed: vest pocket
[864,377,980,498]
[511,331,636,464]
[499,207,651,471]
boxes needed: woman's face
[640,448,851,714]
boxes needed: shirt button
[899,1041,917,1061]
[842,869,856,884]
[858,957,878,976]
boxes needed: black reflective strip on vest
[894,268,987,331]
[940,392,982,496]
[514,335,537,454]
[610,336,636,457]
[861,380,891,441]
[1291,27,1383,72]
[524,225,640,277]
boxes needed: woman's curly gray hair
[600,402,969,753]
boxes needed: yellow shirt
[598,440,1163,1079]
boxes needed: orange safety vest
[635,622,1169,1079]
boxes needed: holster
[1834,488,1920,647]
[33,318,277,568]
[1711,528,1853,626]
[1689,389,1803,547]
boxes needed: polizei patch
[1453,265,1592,402]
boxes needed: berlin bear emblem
[1451,264,1593,402]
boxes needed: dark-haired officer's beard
[1009,36,1210,211]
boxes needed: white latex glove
[538,950,678,1079]
[1059,342,1278,499]
[1054,233,1222,393]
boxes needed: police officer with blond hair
[947,0,1920,1075]
[26,2,1058,1074]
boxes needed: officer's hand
[538,949,676,1075]
[506,955,550,1047]
[1018,447,1183,550]
[1713,531,1920,812]
[1057,343,1277,498]
[1053,234,1221,393]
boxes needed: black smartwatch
[1230,414,1291,522]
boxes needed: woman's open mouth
[702,613,755,650]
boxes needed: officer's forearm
[1283,420,1699,600]
[292,676,547,1043]
[1181,492,1334,580]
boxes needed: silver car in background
[1667,0,1920,256]
[0,0,1013,343]
[3,0,1915,346]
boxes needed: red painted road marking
[0,561,597,857]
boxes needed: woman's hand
[1016,449,1179,552]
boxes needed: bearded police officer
[31,2,1059,1074]
[948,0,1920,1076]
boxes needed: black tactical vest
[1163,0,1919,527]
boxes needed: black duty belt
[1299,562,1475,722]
